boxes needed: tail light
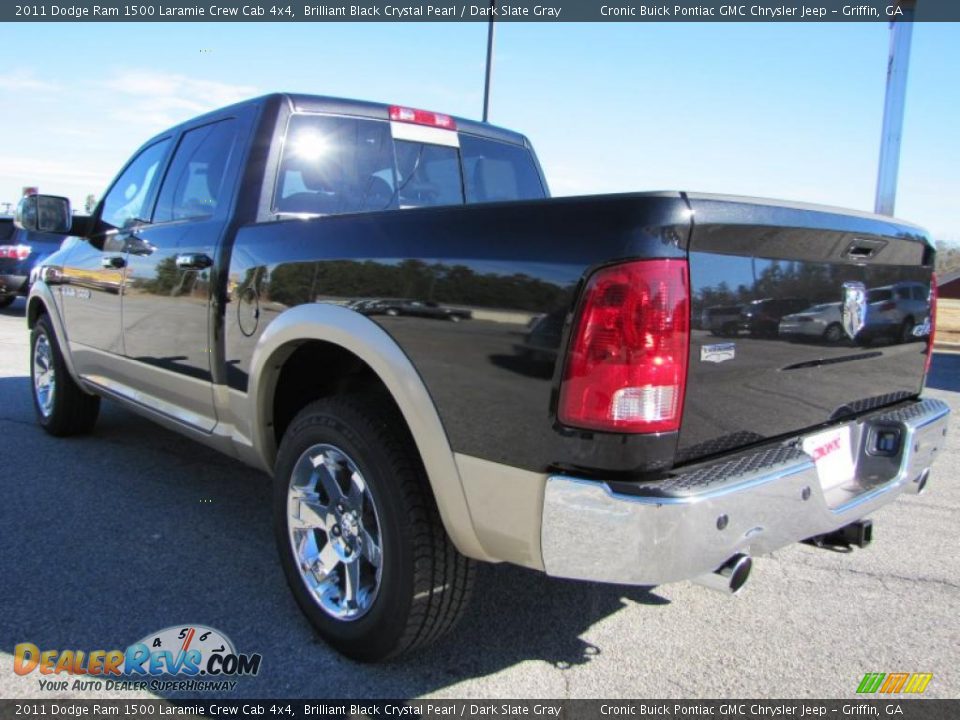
[389,105,456,130]
[925,274,937,378]
[0,245,32,260]
[558,259,690,433]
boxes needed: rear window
[393,140,464,208]
[459,134,545,203]
[273,113,544,217]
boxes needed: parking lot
[1,296,958,700]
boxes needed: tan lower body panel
[454,453,547,571]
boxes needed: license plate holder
[802,426,856,491]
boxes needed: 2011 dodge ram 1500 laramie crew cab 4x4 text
[19,94,949,661]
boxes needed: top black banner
[4,0,960,22]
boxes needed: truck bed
[226,191,934,476]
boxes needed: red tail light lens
[0,245,32,260]
[558,259,690,433]
[388,105,457,130]
[925,274,937,379]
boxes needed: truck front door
[118,117,242,432]
[60,138,171,382]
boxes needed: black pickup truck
[19,93,949,661]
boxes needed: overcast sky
[1,21,957,241]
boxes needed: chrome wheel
[287,444,382,621]
[33,332,56,418]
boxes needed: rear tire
[30,314,100,436]
[823,323,844,344]
[899,317,915,343]
[273,394,475,662]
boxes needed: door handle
[175,253,213,270]
[844,238,886,260]
[102,256,126,269]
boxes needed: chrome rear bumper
[541,398,950,587]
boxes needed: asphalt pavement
[1,296,958,700]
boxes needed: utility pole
[482,0,496,122]
[874,0,917,216]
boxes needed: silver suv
[865,281,932,343]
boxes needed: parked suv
[0,216,68,309]
[864,282,932,343]
[701,304,743,336]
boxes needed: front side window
[459,134,545,204]
[100,140,170,230]
[275,114,397,215]
[154,119,239,223]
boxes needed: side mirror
[15,194,72,234]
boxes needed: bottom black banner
[0,700,957,720]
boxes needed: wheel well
[271,340,398,449]
[27,297,47,328]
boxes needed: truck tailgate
[680,194,935,464]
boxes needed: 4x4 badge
[842,281,867,340]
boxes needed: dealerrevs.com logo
[14,625,262,693]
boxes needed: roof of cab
[283,93,530,146]
[159,92,531,148]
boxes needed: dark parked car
[0,215,67,309]
[701,304,743,336]
[358,298,472,322]
[739,297,811,337]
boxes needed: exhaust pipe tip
[725,554,752,594]
[692,553,752,596]
[915,469,929,495]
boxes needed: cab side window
[154,119,239,223]
[99,139,171,230]
[274,114,397,216]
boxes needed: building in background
[938,269,960,300]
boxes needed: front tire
[273,394,475,661]
[30,314,100,436]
